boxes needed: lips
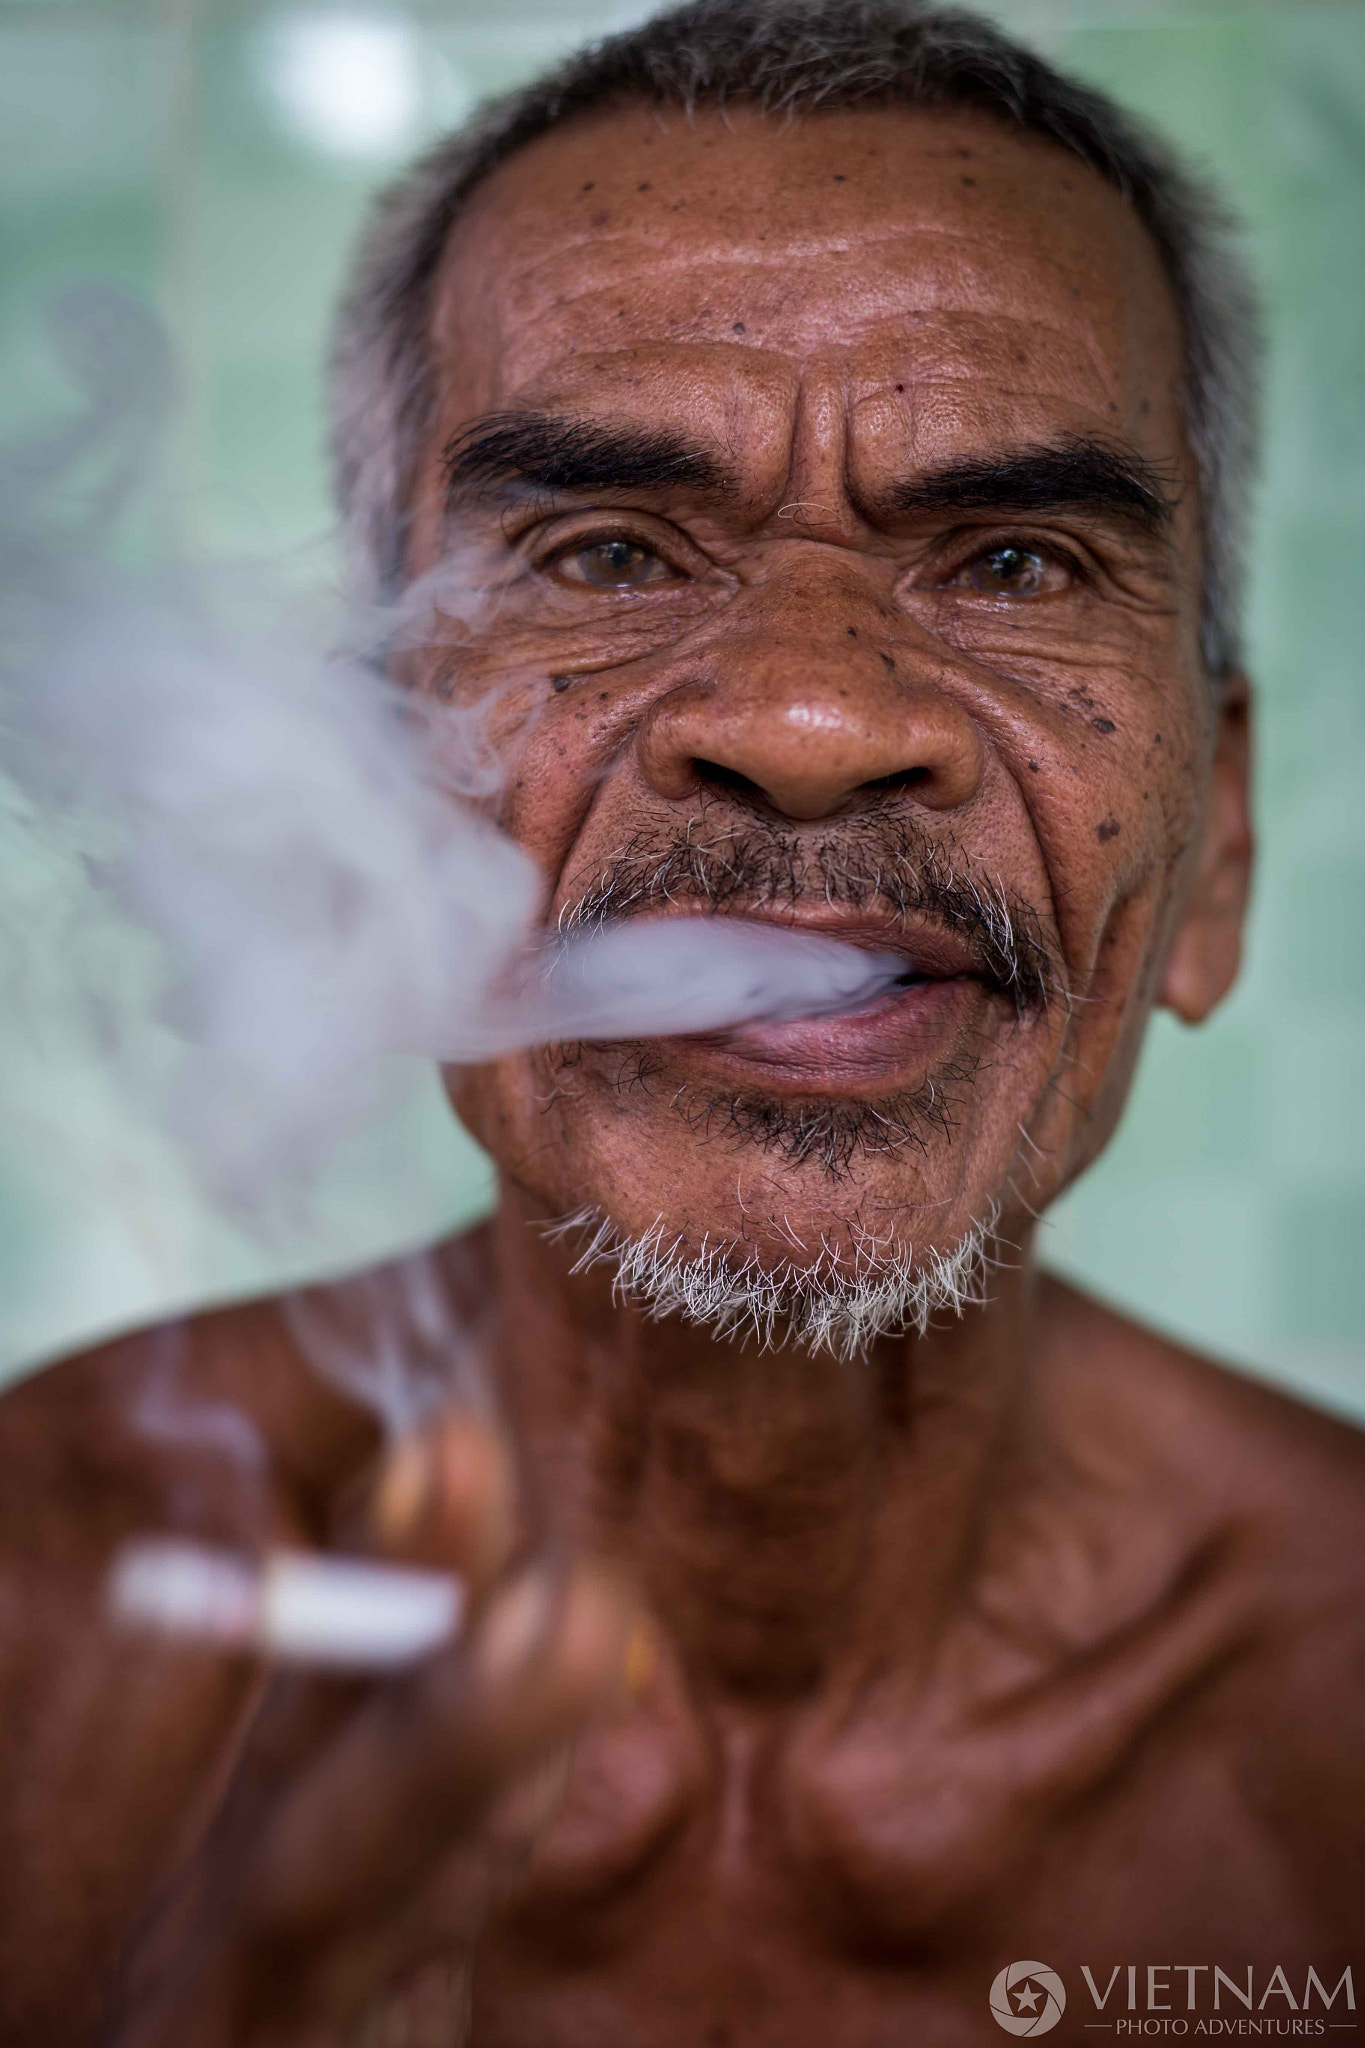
[626,907,1004,1093]
[702,968,985,1086]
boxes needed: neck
[487,1183,1041,1698]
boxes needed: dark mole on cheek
[1028,760,1041,772]
[733,321,745,334]
[637,181,651,192]
[551,675,573,693]
[833,173,846,182]
[1097,815,1121,842]
[581,181,594,192]
[848,626,857,638]
[1092,717,1117,735]
[962,175,977,188]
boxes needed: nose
[637,611,984,823]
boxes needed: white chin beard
[546,1203,1001,1363]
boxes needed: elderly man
[2,1,1362,2041]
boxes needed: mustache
[557,815,1061,1015]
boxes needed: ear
[1158,670,1255,1025]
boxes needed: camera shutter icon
[989,1961,1067,2035]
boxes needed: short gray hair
[329,0,1261,677]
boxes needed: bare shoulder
[1035,1276,1365,1888]
[1039,1277,1358,1761]
[0,1290,312,1561]
[1037,1268,1365,1547]
[0,1224,497,1555]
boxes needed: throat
[490,1191,1029,1700]
[632,1352,885,1694]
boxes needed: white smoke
[0,288,905,1217]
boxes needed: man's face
[407,101,1250,1279]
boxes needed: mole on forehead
[448,307,1130,460]
[449,100,1154,296]
[488,219,1127,327]
[491,308,1122,404]
[446,213,1146,411]
[471,96,1131,227]
[464,103,1146,253]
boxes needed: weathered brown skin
[2,103,1363,2046]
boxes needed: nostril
[865,765,931,794]
[692,757,767,799]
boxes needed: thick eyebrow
[888,436,1176,536]
[443,409,731,515]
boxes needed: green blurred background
[1,0,1362,1415]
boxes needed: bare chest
[467,1630,1327,2047]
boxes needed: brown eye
[556,538,675,588]
[955,544,1060,597]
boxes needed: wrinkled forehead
[426,99,1186,491]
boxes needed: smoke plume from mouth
[546,820,1060,1181]
[0,288,906,1218]
[559,814,1061,1014]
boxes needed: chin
[543,1181,1005,1361]
[448,1040,1047,1297]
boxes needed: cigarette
[108,1538,465,1671]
